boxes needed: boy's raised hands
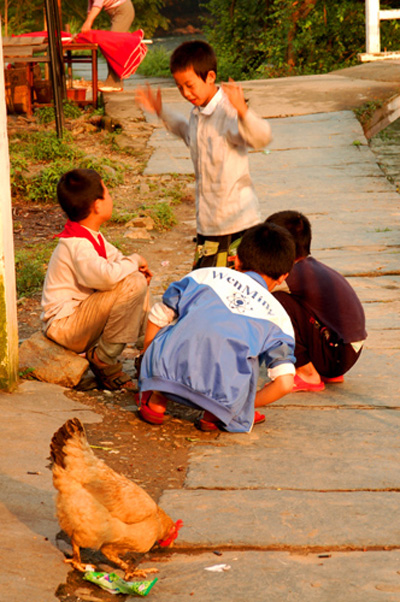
[221,78,248,120]
[135,84,163,117]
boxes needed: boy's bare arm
[135,84,163,117]
[254,373,294,407]
[143,320,162,352]
[81,6,101,32]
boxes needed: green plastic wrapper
[83,571,158,596]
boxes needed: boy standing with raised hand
[135,40,272,269]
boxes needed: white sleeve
[149,301,177,328]
[72,241,139,290]
[237,108,272,150]
[160,106,190,146]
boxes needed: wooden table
[3,38,99,114]
[62,42,99,108]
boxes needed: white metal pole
[366,0,381,54]
[0,28,19,391]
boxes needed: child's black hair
[265,210,311,259]
[170,40,217,82]
[57,169,104,222]
[237,222,295,280]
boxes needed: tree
[201,0,400,79]
[0,0,168,37]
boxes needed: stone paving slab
[274,349,400,407]
[268,111,365,148]
[137,550,400,602]
[160,489,400,548]
[314,250,400,278]
[184,409,400,490]
[0,381,101,602]
[242,72,400,118]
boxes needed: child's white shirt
[41,227,141,328]
[160,87,272,236]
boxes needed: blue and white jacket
[140,268,295,432]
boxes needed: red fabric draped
[74,29,147,79]
[56,220,107,259]
[13,29,147,79]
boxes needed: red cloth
[74,30,147,79]
[13,30,147,79]
[56,220,107,259]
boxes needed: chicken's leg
[100,545,157,580]
[64,538,95,572]
[100,544,131,575]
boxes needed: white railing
[362,0,400,59]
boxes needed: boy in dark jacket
[266,210,367,392]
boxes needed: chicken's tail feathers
[50,417,86,469]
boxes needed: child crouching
[137,222,296,433]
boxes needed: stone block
[19,332,88,388]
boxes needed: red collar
[56,220,107,259]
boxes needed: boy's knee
[120,271,148,299]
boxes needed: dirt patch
[9,107,218,601]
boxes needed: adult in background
[81,0,135,92]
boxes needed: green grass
[138,201,177,231]
[136,46,172,78]
[9,128,126,203]
[15,241,57,297]
[34,100,83,124]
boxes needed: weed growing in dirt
[110,209,137,224]
[9,153,29,197]
[30,131,81,162]
[138,201,177,231]
[29,160,75,203]
[80,156,125,187]
[35,101,83,124]
[15,241,57,297]
[353,100,383,127]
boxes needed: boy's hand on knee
[135,84,162,117]
[137,256,153,284]
[221,78,248,119]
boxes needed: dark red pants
[273,291,362,378]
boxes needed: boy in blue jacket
[137,223,296,433]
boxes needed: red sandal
[321,375,344,384]
[197,410,266,432]
[137,391,165,425]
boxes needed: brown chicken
[50,418,182,578]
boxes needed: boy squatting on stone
[135,40,272,270]
[137,222,297,433]
[41,168,152,391]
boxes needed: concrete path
[112,63,400,599]
[1,62,400,600]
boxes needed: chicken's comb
[158,519,183,547]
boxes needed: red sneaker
[321,375,344,384]
[293,374,325,392]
